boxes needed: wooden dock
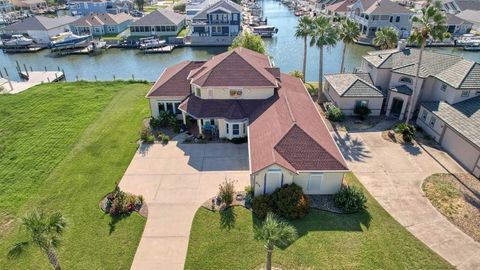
[0,71,65,94]
[2,46,47,53]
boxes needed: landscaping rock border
[201,191,249,212]
[308,195,350,214]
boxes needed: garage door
[265,169,283,194]
[441,127,480,174]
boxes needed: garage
[441,127,480,178]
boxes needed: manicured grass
[0,82,150,269]
[185,173,454,270]
[177,27,188,38]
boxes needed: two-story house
[359,46,480,177]
[190,0,242,46]
[146,48,349,195]
[346,0,414,42]
[69,13,133,36]
[0,0,13,13]
[68,0,122,16]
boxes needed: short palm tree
[254,212,298,270]
[8,210,67,270]
[310,16,338,103]
[406,0,448,123]
[295,15,314,81]
[339,19,360,73]
[373,27,399,50]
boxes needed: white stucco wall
[195,86,275,100]
[362,63,391,92]
[416,106,445,142]
[251,164,346,196]
[324,84,383,116]
[441,127,480,176]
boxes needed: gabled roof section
[71,13,133,27]
[361,0,413,14]
[192,0,242,20]
[190,48,278,87]
[324,73,383,97]
[146,61,206,98]
[131,9,185,26]
[249,73,348,173]
[3,16,77,31]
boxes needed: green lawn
[0,81,150,269]
[185,173,454,270]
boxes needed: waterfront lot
[185,174,454,270]
[0,82,149,269]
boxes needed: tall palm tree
[339,19,361,73]
[254,212,298,270]
[406,0,448,123]
[373,27,399,50]
[295,15,314,82]
[310,16,338,103]
[8,210,67,270]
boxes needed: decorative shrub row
[334,185,367,212]
[150,111,180,133]
[252,184,310,220]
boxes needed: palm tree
[295,15,314,81]
[406,0,448,123]
[373,27,399,50]
[254,212,298,270]
[339,19,361,73]
[310,16,338,103]
[8,210,67,270]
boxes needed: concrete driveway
[119,138,250,270]
[334,130,480,270]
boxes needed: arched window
[354,8,360,16]
[399,77,412,84]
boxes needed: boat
[463,42,480,51]
[49,32,91,49]
[3,35,34,47]
[294,10,302,16]
[252,25,279,38]
[456,34,480,46]
[139,39,166,49]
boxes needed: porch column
[197,119,203,135]
[399,99,408,121]
[182,112,187,125]
[385,95,393,117]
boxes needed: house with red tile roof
[146,48,349,195]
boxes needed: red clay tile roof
[248,73,348,173]
[189,48,278,87]
[178,95,267,119]
[146,61,205,98]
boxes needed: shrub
[289,70,304,81]
[244,186,254,207]
[173,2,186,12]
[334,185,367,212]
[271,184,310,219]
[146,135,155,144]
[230,137,248,144]
[354,104,371,120]
[160,134,170,144]
[252,195,274,219]
[218,179,235,206]
[110,186,128,215]
[140,126,150,142]
[149,117,161,129]
[326,105,345,122]
[394,123,415,143]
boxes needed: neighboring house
[146,48,349,195]
[68,0,122,16]
[346,0,414,40]
[186,0,219,18]
[11,0,47,10]
[1,15,77,44]
[69,13,133,36]
[417,97,480,178]
[456,9,480,32]
[445,13,472,35]
[0,0,13,13]
[324,0,356,17]
[129,10,186,37]
[442,0,480,14]
[190,0,242,46]
[324,72,384,116]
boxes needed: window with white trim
[232,124,240,135]
[476,91,480,96]
[308,174,323,192]
[226,123,229,133]
[399,76,412,84]
[422,110,427,120]
[430,116,436,127]
[441,83,447,91]
[461,90,469,97]
[229,89,242,97]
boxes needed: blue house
[190,0,242,46]
[68,0,121,16]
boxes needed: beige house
[324,72,384,116]
[146,48,349,195]
[129,9,186,37]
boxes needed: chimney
[397,39,407,50]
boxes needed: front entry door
[391,98,404,117]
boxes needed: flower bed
[100,186,148,218]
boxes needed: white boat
[463,42,480,51]
[456,34,480,45]
[3,35,33,47]
[50,32,91,49]
[139,39,166,49]
[252,25,279,38]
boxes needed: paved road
[334,131,480,270]
[119,138,250,270]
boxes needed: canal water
[1,0,479,82]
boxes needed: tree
[406,0,448,123]
[310,16,338,103]
[254,212,298,270]
[288,70,304,80]
[339,19,360,73]
[8,210,67,270]
[229,32,267,55]
[135,0,145,11]
[373,27,399,50]
[294,16,314,81]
